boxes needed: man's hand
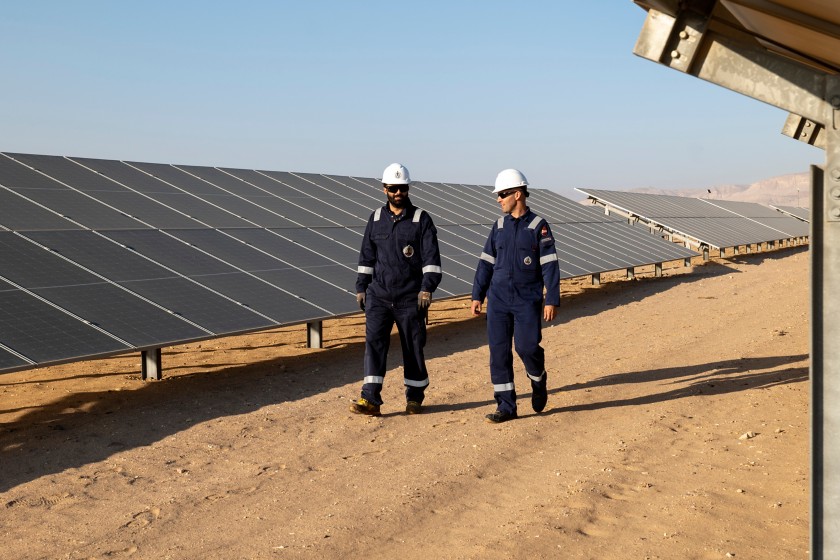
[418,291,432,310]
[470,300,483,316]
[543,304,556,322]
[356,292,366,311]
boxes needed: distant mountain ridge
[626,172,811,208]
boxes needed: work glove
[417,291,432,310]
[356,292,366,311]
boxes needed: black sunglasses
[386,184,409,193]
[497,190,517,199]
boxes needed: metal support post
[813,77,840,559]
[141,348,162,381]
[591,273,600,286]
[307,321,323,349]
[655,262,662,277]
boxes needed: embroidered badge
[403,245,414,258]
[541,226,548,236]
[523,256,532,265]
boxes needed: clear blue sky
[0,1,821,199]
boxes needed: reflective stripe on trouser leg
[527,370,547,393]
[394,303,429,403]
[526,372,545,383]
[361,299,394,405]
[487,300,517,414]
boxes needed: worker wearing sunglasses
[351,163,443,417]
[470,168,560,424]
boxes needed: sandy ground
[0,246,810,560]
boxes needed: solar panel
[0,152,702,376]
[0,155,145,230]
[772,205,810,222]
[8,154,210,229]
[252,170,371,227]
[274,227,359,265]
[0,232,210,346]
[0,278,129,363]
[0,188,84,231]
[577,188,809,250]
[168,228,355,314]
[0,347,29,370]
[21,230,274,334]
[100,229,332,323]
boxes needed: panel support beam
[634,4,831,126]
[307,321,323,349]
[141,348,162,381]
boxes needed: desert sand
[1,246,809,559]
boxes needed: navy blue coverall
[356,202,442,405]
[471,209,560,415]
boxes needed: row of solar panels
[577,189,810,251]
[0,153,702,375]
[772,205,810,222]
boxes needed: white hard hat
[493,168,529,193]
[382,163,411,185]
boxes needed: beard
[388,192,409,209]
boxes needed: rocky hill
[628,172,811,208]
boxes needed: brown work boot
[349,398,381,416]
[405,401,422,415]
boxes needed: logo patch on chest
[403,245,415,258]
[523,256,532,265]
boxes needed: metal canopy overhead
[630,1,839,556]
[578,187,809,251]
[0,151,698,377]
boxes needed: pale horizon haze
[0,1,823,200]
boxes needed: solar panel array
[772,205,810,222]
[577,188,810,250]
[0,153,697,375]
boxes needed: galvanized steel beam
[635,7,830,124]
[812,74,840,560]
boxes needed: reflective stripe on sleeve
[404,377,430,388]
[527,371,546,383]
[480,252,496,264]
[413,208,424,222]
[493,382,515,392]
[497,217,505,228]
[373,208,382,221]
[422,265,441,274]
[358,266,374,275]
[528,216,544,229]
[364,376,385,385]
[539,253,558,265]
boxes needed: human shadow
[0,253,804,491]
[541,354,808,416]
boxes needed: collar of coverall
[386,201,413,221]
[507,206,532,221]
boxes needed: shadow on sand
[0,247,807,491]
